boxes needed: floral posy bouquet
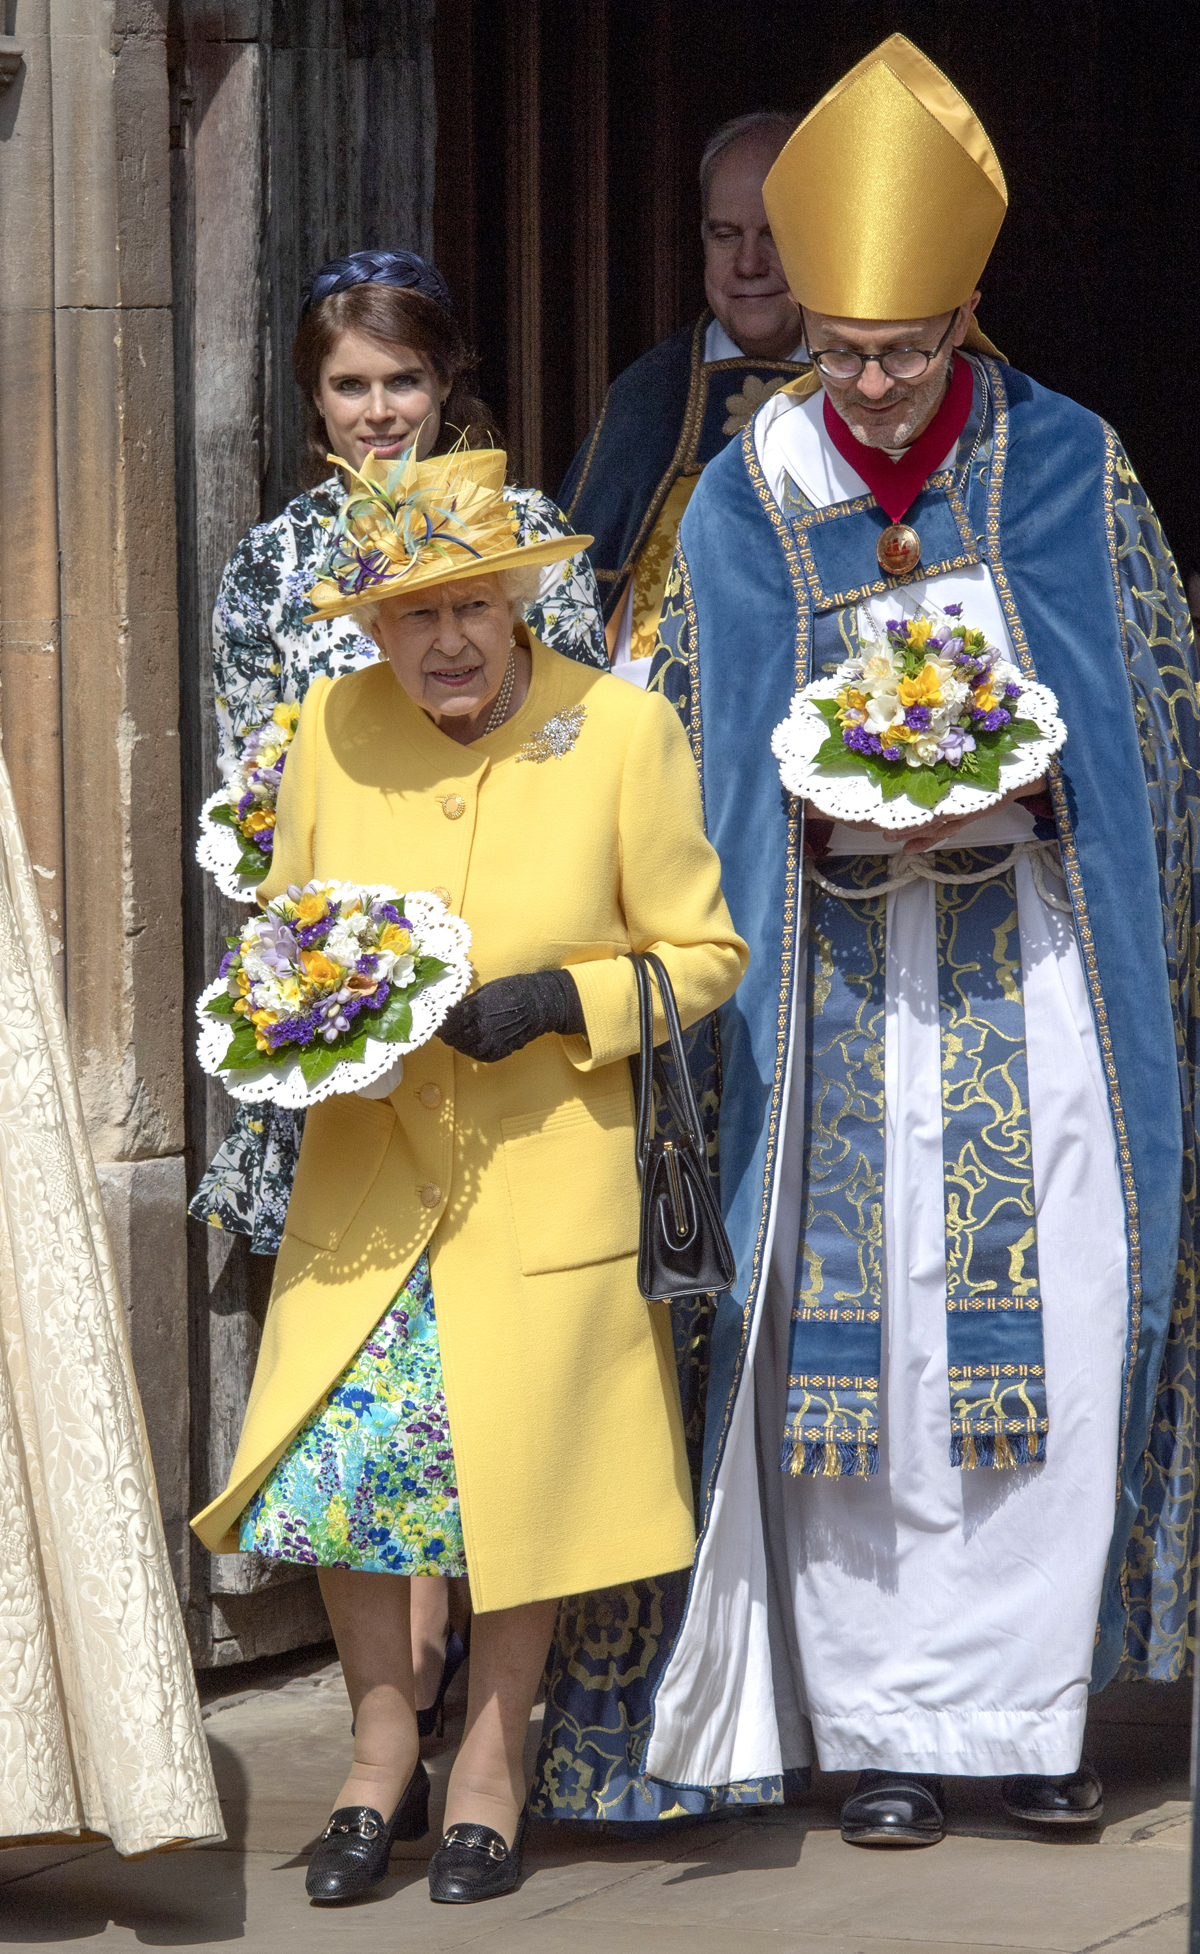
[196,704,299,902]
[772,603,1066,830]
[196,882,473,1108]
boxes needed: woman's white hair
[357,563,542,638]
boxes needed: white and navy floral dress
[190,475,607,1259]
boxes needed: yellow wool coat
[191,633,748,1611]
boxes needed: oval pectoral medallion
[877,522,922,578]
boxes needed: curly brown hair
[292,283,504,488]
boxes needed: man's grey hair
[699,112,796,213]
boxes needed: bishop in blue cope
[533,33,1198,1846]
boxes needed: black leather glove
[438,970,585,1063]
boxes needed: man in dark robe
[559,112,811,684]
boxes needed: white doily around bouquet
[195,888,473,1107]
[196,789,266,904]
[771,677,1067,833]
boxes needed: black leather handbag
[629,951,736,1302]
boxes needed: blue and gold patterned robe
[533,357,1198,1820]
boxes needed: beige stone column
[0,0,190,1592]
[0,0,64,973]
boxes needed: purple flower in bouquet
[255,915,300,973]
[972,705,1012,733]
[937,725,977,767]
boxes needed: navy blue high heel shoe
[417,1628,467,1739]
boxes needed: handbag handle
[629,951,706,1170]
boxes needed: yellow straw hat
[763,35,1007,334]
[305,442,593,622]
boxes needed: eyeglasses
[807,315,957,383]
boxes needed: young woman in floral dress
[189,248,607,1729]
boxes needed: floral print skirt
[238,1252,467,1576]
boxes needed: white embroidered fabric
[0,755,223,1854]
[196,888,473,1108]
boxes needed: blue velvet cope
[673,359,1188,1688]
[531,360,1199,1824]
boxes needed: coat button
[431,886,451,905]
[419,1182,442,1208]
[441,794,465,820]
[418,1083,442,1109]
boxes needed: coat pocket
[283,1096,397,1252]
[502,1089,640,1276]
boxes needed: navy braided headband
[299,249,451,319]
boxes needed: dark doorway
[434,0,1199,580]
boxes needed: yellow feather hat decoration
[763,35,1008,333]
[305,438,593,622]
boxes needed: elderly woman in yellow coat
[191,444,748,1907]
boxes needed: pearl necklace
[483,644,517,734]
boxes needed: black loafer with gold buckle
[305,1760,430,1904]
[427,1811,526,1904]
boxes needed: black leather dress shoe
[1001,1759,1103,1825]
[840,1770,945,1846]
[305,1760,430,1904]
[427,1811,526,1904]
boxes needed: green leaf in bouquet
[412,955,448,986]
[858,749,909,791]
[813,698,841,725]
[205,990,237,1018]
[814,730,862,770]
[897,765,951,809]
[235,845,269,881]
[208,802,240,829]
[1007,718,1042,745]
[965,741,1003,792]
[373,989,414,1044]
[219,1022,267,1072]
[297,1040,344,1086]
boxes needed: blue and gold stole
[785,849,1048,1477]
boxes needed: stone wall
[1,0,436,1669]
[169,0,435,1665]
[0,0,191,1596]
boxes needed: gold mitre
[763,35,1007,326]
[306,442,593,621]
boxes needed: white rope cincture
[803,838,1074,914]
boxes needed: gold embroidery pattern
[1105,439,1200,1680]
[722,373,793,437]
[787,469,979,610]
[689,426,806,1497]
[946,1296,1042,1312]
[629,474,700,663]
[516,704,587,763]
[793,1307,882,1322]
[577,318,809,591]
[789,1374,880,1389]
